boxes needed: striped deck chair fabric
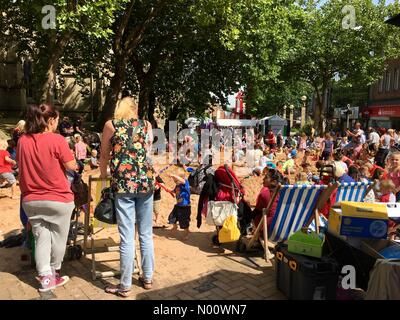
[269,184,327,242]
[335,181,372,204]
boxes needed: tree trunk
[138,83,150,119]
[95,56,127,130]
[313,86,326,135]
[168,106,180,121]
[35,33,71,104]
[148,89,156,126]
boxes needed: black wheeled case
[275,243,339,300]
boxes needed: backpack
[188,164,213,195]
[70,173,90,208]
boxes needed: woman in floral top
[100,97,155,297]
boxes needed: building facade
[0,46,104,120]
[366,58,400,129]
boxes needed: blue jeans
[115,193,154,290]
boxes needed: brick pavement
[0,226,285,301]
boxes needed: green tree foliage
[279,0,400,133]
[0,0,126,103]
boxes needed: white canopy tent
[215,119,258,127]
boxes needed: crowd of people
[246,122,400,243]
[1,100,400,297]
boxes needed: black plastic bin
[275,243,339,300]
[324,231,376,291]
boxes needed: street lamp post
[300,95,307,128]
[283,105,287,119]
[289,104,294,128]
[346,104,351,130]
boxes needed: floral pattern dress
[110,119,154,194]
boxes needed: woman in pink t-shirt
[17,104,77,293]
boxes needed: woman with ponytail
[16,104,78,292]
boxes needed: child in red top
[253,169,283,234]
[378,179,398,240]
[388,152,400,201]
[0,140,17,199]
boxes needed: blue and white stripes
[335,182,371,203]
[269,185,327,242]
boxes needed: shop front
[363,105,400,129]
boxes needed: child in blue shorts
[165,168,191,240]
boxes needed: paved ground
[0,227,284,300]
[0,147,285,301]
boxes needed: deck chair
[241,184,328,262]
[335,181,374,204]
[83,176,140,280]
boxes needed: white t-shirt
[369,132,380,145]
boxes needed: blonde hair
[114,97,138,120]
[0,139,7,150]
[380,179,396,193]
[16,120,25,132]
[297,172,308,181]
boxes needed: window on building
[395,68,400,91]
[385,71,391,92]
[378,77,384,93]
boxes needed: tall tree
[280,0,400,133]
[0,0,125,104]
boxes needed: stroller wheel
[212,234,220,246]
[74,245,83,260]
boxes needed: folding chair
[310,181,376,231]
[334,181,374,204]
[83,176,140,280]
[240,184,328,262]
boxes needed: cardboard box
[288,230,325,258]
[328,202,388,239]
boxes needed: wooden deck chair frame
[242,184,330,263]
[83,176,140,280]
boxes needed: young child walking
[89,149,99,170]
[165,168,191,240]
[153,173,166,227]
[74,134,87,174]
[0,140,18,199]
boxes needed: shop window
[385,71,391,92]
[395,68,400,91]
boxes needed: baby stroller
[205,164,247,246]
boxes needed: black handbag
[94,187,117,224]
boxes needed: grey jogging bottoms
[22,201,75,276]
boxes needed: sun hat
[266,162,276,169]
[333,161,345,178]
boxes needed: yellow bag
[218,215,240,243]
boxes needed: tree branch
[124,0,169,56]
[114,0,136,54]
